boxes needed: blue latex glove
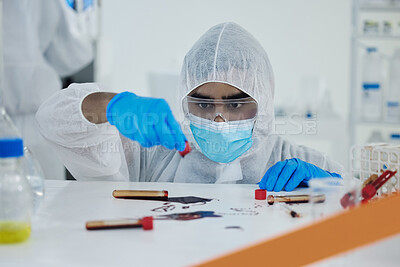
[106,92,186,151]
[258,158,341,192]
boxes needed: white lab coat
[35,83,344,183]
[3,0,93,179]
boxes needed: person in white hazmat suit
[35,22,342,191]
[3,0,93,180]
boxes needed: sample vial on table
[86,217,153,230]
[0,138,33,243]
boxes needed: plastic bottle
[367,130,385,143]
[361,47,383,121]
[385,49,400,122]
[0,111,45,213]
[0,138,33,243]
[389,133,400,144]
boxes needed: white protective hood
[176,22,275,183]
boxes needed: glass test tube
[267,194,325,205]
[112,190,168,200]
[86,217,153,230]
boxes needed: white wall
[95,0,352,166]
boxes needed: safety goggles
[182,96,258,121]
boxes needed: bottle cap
[0,138,23,158]
[179,141,191,157]
[340,192,354,209]
[390,133,400,139]
[255,189,267,200]
[361,184,376,201]
[141,216,153,230]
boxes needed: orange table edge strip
[196,192,400,267]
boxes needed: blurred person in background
[2,0,94,179]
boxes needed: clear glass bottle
[0,138,33,243]
[23,147,45,213]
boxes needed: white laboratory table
[0,180,399,267]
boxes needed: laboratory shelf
[356,35,400,40]
[349,0,400,146]
[360,6,400,12]
[355,119,400,125]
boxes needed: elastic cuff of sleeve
[80,91,100,125]
[106,91,137,125]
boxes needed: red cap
[141,217,153,230]
[340,191,356,209]
[255,189,267,200]
[340,193,351,209]
[179,141,191,157]
[362,184,376,201]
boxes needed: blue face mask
[189,115,254,163]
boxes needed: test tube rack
[350,143,400,196]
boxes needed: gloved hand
[258,158,341,192]
[106,92,186,151]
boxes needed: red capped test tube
[112,190,168,200]
[362,170,397,201]
[86,216,153,230]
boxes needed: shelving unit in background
[350,0,400,146]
